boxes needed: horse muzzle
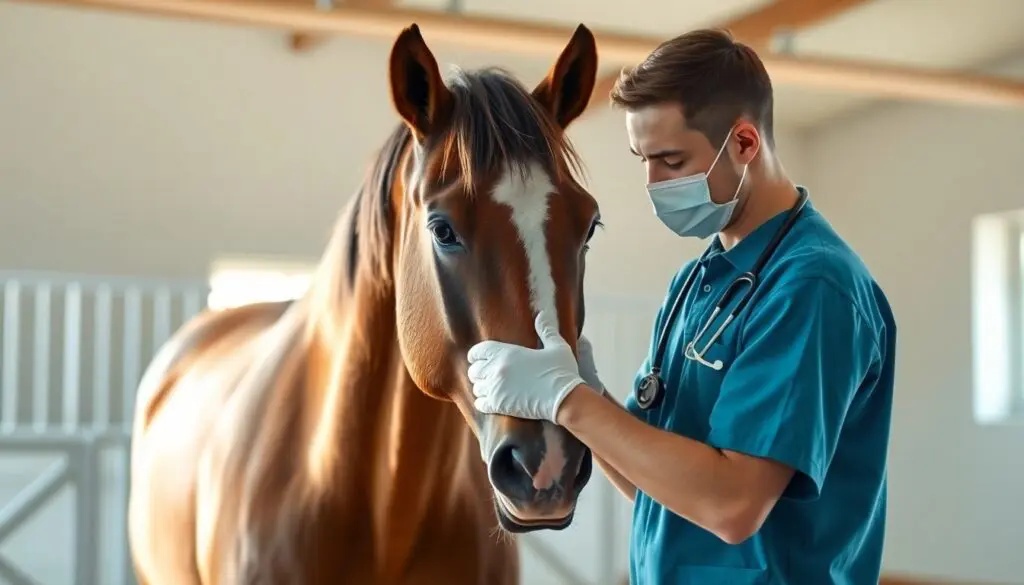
[484,420,593,531]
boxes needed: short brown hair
[610,28,774,148]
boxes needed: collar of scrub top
[704,186,814,270]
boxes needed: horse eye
[585,218,603,243]
[429,220,460,247]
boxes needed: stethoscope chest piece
[635,371,664,411]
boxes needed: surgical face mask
[646,129,748,239]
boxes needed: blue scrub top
[624,188,896,585]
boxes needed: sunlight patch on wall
[971,211,1024,425]
[207,256,316,311]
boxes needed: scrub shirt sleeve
[705,275,879,501]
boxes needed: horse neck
[301,192,483,572]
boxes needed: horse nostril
[571,449,594,497]
[489,442,534,501]
[510,446,531,474]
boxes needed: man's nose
[646,163,657,185]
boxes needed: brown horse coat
[127,23,602,585]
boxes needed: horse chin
[493,500,574,534]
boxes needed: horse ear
[389,24,454,142]
[532,24,598,129]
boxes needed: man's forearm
[557,385,770,543]
[591,393,636,501]
[593,453,636,502]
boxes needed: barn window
[206,256,316,311]
[971,210,1024,425]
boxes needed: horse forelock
[439,66,585,192]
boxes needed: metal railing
[0,270,209,585]
[0,269,657,585]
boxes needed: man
[467,28,897,585]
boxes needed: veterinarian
[467,28,897,585]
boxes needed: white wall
[802,55,1024,583]
[0,3,811,585]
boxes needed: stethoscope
[633,190,809,411]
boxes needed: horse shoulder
[190,301,314,584]
[132,301,292,433]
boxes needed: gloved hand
[468,311,587,422]
[576,334,607,397]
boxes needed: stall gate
[0,270,659,585]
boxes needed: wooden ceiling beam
[16,0,1024,110]
[723,0,872,50]
[584,0,875,115]
[289,32,320,51]
[288,0,397,55]
[586,73,620,112]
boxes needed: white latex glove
[576,334,607,397]
[468,311,587,422]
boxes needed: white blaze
[489,162,559,324]
[533,421,567,490]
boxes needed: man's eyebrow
[629,147,685,160]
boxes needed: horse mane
[311,66,586,308]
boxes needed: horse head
[386,23,600,533]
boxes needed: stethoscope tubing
[634,190,809,410]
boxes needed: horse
[126,21,603,585]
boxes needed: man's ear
[389,24,454,142]
[532,24,599,129]
[730,122,762,165]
